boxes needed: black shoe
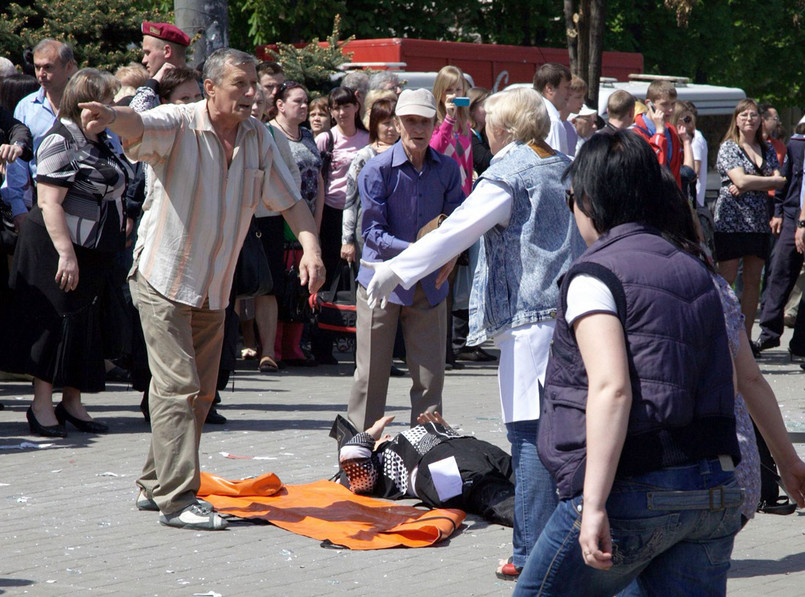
[790,350,805,363]
[390,365,406,377]
[283,357,318,367]
[26,407,67,438]
[445,360,465,371]
[205,407,227,425]
[140,391,150,423]
[106,365,131,383]
[315,353,339,365]
[213,391,222,405]
[752,337,780,356]
[455,346,497,362]
[55,403,109,434]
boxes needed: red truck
[258,37,643,90]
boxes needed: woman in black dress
[5,68,130,437]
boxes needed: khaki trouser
[348,283,446,431]
[130,271,225,515]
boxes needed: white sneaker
[158,502,227,530]
[135,489,158,511]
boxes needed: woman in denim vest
[362,87,585,580]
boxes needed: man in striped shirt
[80,48,324,531]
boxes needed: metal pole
[174,0,229,69]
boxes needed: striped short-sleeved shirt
[35,118,129,252]
[125,101,301,309]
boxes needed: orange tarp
[198,472,466,550]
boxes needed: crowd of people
[2,22,805,593]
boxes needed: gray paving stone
[1,323,805,595]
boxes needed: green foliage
[0,0,169,72]
[604,0,805,107]
[237,0,345,46]
[268,16,354,98]
[470,0,564,46]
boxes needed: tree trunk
[564,0,606,107]
[174,0,229,69]
[563,0,578,75]
[587,0,605,106]
[577,0,590,81]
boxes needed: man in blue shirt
[1,39,76,229]
[348,88,464,431]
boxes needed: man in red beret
[132,22,191,113]
[141,22,190,76]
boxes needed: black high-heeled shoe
[55,403,109,434]
[26,407,67,438]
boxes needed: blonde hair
[484,87,549,145]
[60,68,119,124]
[433,65,469,131]
[114,63,148,89]
[362,89,397,130]
[569,75,587,95]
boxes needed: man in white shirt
[80,48,324,531]
[532,63,572,155]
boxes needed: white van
[337,64,476,92]
[506,74,747,197]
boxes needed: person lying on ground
[339,411,515,526]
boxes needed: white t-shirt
[565,274,617,325]
[692,129,708,208]
[543,97,569,155]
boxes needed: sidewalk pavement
[1,323,804,596]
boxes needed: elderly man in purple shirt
[348,88,464,431]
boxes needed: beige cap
[395,88,436,118]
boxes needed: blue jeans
[513,459,743,597]
[506,419,558,569]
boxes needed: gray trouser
[130,271,225,514]
[348,283,446,430]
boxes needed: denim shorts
[513,458,743,597]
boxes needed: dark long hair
[328,86,366,132]
[0,73,38,112]
[565,130,709,267]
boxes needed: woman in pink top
[431,66,473,197]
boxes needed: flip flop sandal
[495,556,522,581]
[259,355,279,373]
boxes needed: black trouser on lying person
[335,413,515,526]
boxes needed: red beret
[141,22,190,47]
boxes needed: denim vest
[467,142,585,345]
[538,223,739,499]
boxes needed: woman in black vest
[513,131,802,596]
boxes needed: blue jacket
[468,141,585,344]
[774,134,805,219]
[539,223,739,499]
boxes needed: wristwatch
[798,220,805,228]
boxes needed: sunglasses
[681,116,693,124]
[565,189,575,212]
[277,80,304,97]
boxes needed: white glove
[362,259,402,309]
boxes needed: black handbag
[308,260,357,335]
[234,217,273,299]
